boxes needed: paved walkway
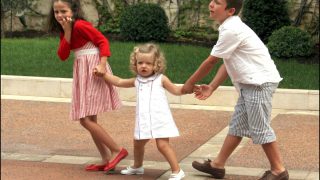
[1,95,319,180]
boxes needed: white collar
[218,16,240,31]
[137,74,160,83]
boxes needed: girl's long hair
[47,0,85,33]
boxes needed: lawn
[1,37,319,90]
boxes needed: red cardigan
[57,20,111,60]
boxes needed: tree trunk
[1,0,5,38]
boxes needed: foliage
[172,26,218,42]
[94,0,126,34]
[176,0,211,29]
[242,0,291,43]
[119,3,170,41]
[1,0,29,12]
[267,26,315,58]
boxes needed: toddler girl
[47,0,127,172]
[94,43,185,180]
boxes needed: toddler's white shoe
[120,166,144,175]
[168,169,185,180]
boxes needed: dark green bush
[267,26,314,58]
[119,3,170,42]
[242,0,290,43]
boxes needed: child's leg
[80,116,121,159]
[88,115,111,163]
[262,141,285,174]
[211,89,248,168]
[211,135,242,168]
[133,139,149,168]
[244,83,286,175]
[155,138,180,173]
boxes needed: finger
[199,95,208,100]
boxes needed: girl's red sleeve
[75,21,111,57]
[57,33,71,61]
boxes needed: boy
[181,0,289,180]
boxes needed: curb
[1,75,319,111]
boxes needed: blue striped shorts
[228,82,279,144]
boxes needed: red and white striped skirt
[70,42,122,120]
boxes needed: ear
[228,7,236,15]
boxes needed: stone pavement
[1,96,319,180]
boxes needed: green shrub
[242,0,290,43]
[96,1,125,34]
[267,26,314,58]
[119,3,170,42]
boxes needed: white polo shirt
[211,16,282,89]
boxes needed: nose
[209,1,214,8]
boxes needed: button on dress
[134,74,179,140]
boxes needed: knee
[80,118,90,129]
[156,141,169,152]
[134,140,147,150]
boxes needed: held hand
[93,67,104,77]
[94,64,107,77]
[181,82,194,94]
[194,84,214,100]
[193,85,201,93]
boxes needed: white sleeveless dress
[134,74,180,140]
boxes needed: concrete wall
[1,75,319,111]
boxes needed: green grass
[1,38,319,90]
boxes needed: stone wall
[1,0,318,34]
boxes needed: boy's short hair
[226,0,243,15]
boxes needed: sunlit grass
[1,38,318,90]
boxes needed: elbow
[57,52,69,61]
[207,56,218,65]
[59,56,68,61]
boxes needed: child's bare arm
[162,75,183,96]
[104,73,135,88]
[93,68,135,88]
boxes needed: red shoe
[104,148,128,172]
[85,164,107,171]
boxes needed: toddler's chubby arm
[93,68,135,88]
[162,75,186,96]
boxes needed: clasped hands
[93,64,106,77]
[182,83,214,100]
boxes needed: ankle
[210,160,224,169]
[271,168,286,175]
[172,168,180,174]
[133,164,143,169]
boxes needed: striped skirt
[70,42,122,120]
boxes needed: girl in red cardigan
[47,0,127,172]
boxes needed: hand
[193,85,201,93]
[194,84,214,100]
[60,17,73,32]
[93,64,106,77]
[181,82,194,94]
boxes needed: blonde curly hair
[129,43,166,75]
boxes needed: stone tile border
[2,152,318,180]
[1,75,319,111]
